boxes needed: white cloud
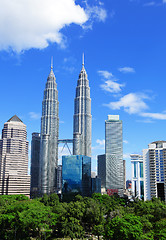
[0,0,106,52]
[105,93,149,114]
[59,120,65,124]
[136,119,154,123]
[83,3,107,29]
[98,70,124,93]
[118,67,135,73]
[140,112,166,120]
[123,153,131,159]
[29,112,41,120]
[98,70,113,79]
[123,140,129,144]
[163,0,166,3]
[96,139,105,146]
[143,2,156,6]
[92,139,105,150]
[100,80,125,93]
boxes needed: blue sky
[0,0,166,179]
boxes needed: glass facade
[140,181,144,199]
[62,155,91,197]
[140,162,143,178]
[91,177,101,194]
[134,162,137,177]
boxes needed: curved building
[73,54,92,157]
[39,64,59,194]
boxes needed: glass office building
[62,155,91,197]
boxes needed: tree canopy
[0,194,166,239]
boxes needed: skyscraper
[73,54,92,157]
[98,115,124,196]
[62,155,91,197]
[30,132,40,197]
[130,154,144,199]
[143,141,166,201]
[0,115,30,196]
[39,63,59,195]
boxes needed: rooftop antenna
[82,52,84,66]
[51,56,53,70]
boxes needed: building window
[134,181,137,197]
[140,162,143,178]
[134,162,137,178]
[140,181,144,199]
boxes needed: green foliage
[0,194,166,239]
[92,193,126,215]
[154,218,166,240]
[40,193,59,206]
[104,214,143,240]
[132,198,166,224]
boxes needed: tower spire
[82,53,84,66]
[51,56,53,70]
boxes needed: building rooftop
[7,115,23,123]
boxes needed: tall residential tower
[73,55,92,157]
[0,115,30,196]
[143,141,166,201]
[39,63,59,195]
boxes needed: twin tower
[39,55,92,194]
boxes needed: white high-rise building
[143,141,166,201]
[0,115,30,196]
[73,54,92,157]
[130,154,144,199]
[39,64,59,195]
[98,115,124,196]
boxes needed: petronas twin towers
[39,55,92,194]
[73,56,92,157]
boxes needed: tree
[0,198,58,239]
[154,219,166,240]
[104,214,143,240]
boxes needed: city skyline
[0,0,166,179]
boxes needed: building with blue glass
[143,141,166,201]
[62,155,91,197]
[91,177,101,194]
[130,154,144,199]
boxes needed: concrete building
[98,115,124,196]
[62,155,91,197]
[143,141,166,201]
[0,115,30,196]
[39,63,59,195]
[130,154,144,199]
[73,54,92,157]
[30,132,40,197]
